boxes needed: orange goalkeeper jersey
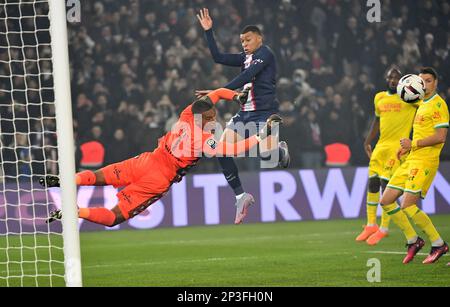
[157,88,259,171]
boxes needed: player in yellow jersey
[380,67,449,264]
[356,67,418,245]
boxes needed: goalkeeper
[40,88,282,227]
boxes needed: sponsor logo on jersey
[379,103,401,113]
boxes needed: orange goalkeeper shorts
[100,149,178,219]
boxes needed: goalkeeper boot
[39,175,60,188]
[46,209,62,224]
[234,193,255,224]
[278,141,290,168]
[403,237,425,264]
[422,242,449,264]
[355,224,378,242]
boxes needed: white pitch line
[81,231,356,249]
[82,225,450,249]
[85,255,260,270]
[365,251,449,257]
[0,256,260,274]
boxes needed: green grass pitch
[2,215,450,286]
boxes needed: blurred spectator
[293,109,324,169]
[321,94,351,146]
[106,129,132,164]
[64,0,448,170]
[14,134,32,176]
[3,0,449,179]
[79,126,106,170]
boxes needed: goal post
[48,0,82,287]
[0,0,81,287]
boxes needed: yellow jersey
[374,91,418,146]
[408,94,449,162]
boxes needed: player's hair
[419,67,438,80]
[192,96,213,114]
[386,66,401,77]
[241,25,262,36]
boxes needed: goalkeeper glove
[233,88,251,105]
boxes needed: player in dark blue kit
[197,8,290,224]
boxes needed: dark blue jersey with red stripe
[205,29,278,112]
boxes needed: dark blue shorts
[226,109,278,138]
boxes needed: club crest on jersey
[206,139,217,149]
[252,59,264,65]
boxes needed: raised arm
[205,30,243,66]
[191,88,247,113]
[197,8,243,67]
[202,136,260,158]
[206,88,238,104]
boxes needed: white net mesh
[0,0,65,287]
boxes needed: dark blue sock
[217,157,244,196]
[278,146,285,162]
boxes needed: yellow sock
[404,205,441,243]
[379,203,392,230]
[366,191,379,225]
[382,203,417,241]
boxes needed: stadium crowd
[2,0,450,177]
[67,0,450,172]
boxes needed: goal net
[0,0,81,287]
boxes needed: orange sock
[78,208,116,227]
[76,170,96,186]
